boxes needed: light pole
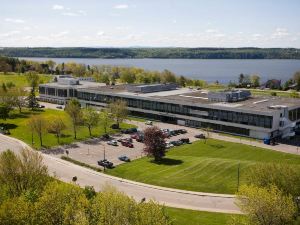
[237,162,241,192]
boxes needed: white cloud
[78,10,87,16]
[114,4,129,9]
[97,31,105,36]
[271,28,290,39]
[62,12,79,16]
[0,30,21,37]
[4,18,25,23]
[52,4,64,10]
[51,31,69,38]
[205,29,218,33]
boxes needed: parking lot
[45,120,203,169]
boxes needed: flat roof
[78,85,300,113]
[40,81,105,89]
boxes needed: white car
[145,121,153,125]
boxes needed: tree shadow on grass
[208,144,225,149]
[150,158,183,166]
[0,123,18,130]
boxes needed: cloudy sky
[1,0,300,47]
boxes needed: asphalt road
[0,134,239,214]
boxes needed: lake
[19,57,300,84]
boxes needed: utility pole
[237,162,241,192]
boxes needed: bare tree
[65,99,82,139]
[28,115,46,147]
[108,100,128,128]
[100,109,112,134]
[47,116,66,144]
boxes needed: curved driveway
[0,134,239,214]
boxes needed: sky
[1,0,300,48]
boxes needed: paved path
[0,134,240,214]
[129,120,300,155]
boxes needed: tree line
[0,149,171,225]
[1,47,300,59]
[27,99,128,147]
[0,56,207,87]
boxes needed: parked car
[118,155,131,162]
[97,159,113,168]
[145,121,153,125]
[0,126,10,135]
[38,105,45,108]
[178,129,187,134]
[179,138,190,144]
[56,106,63,109]
[121,141,134,148]
[102,134,110,140]
[131,133,139,139]
[195,134,206,139]
[107,140,118,146]
[117,138,132,143]
[110,124,119,129]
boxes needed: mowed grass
[107,139,300,194]
[2,109,134,149]
[165,207,234,225]
[0,73,52,88]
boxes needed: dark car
[178,129,187,134]
[38,105,45,108]
[179,138,190,144]
[117,138,132,143]
[97,159,113,168]
[118,155,131,162]
[194,134,206,139]
[121,141,134,148]
[110,124,119,129]
[0,126,10,135]
[56,106,63,109]
[102,134,110,140]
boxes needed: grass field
[165,207,233,225]
[0,73,52,88]
[107,139,300,194]
[1,109,134,149]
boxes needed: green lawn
[250,89,292,97]
[107,139,300,194]
[1,109,134,149]
[165,207,233,225]
[0,73,52,88]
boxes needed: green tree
[27,88,39,110]
[0,196,33,225]
[246,163,300,197]
[235,185,297,225]
[65,99,82,139]
[34,181,88,225]
[293,71,300,91]
[120,69,136,83]
[0,103,11,121]
[108,100,128,128]
[82,107,100,136]
[0,149,49,198]
[251,75,260,87]
[47,116,66,144]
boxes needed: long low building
[39,77,300,139]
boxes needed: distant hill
[1,47,300,59]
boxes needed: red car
[121,141,134,148]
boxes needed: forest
[1,47,300,59]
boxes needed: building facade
[39,79,299,139]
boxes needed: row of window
[77,91,273,129]
[289,108,300,121]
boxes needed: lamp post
[295,196,300,215]
[237,162,241,192]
